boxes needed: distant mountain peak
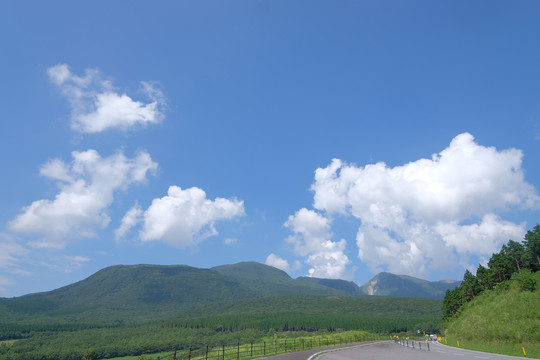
[359,272,460,299]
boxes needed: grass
[0,340,17,347]
[104,330,386,360]
[444,273,540,359]
[442,336,539,359]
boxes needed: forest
[0,295,442,360]
[443,224,540,320]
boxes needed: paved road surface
[312,341,527,360]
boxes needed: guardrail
[156,334,386,360]
[393,337,432,351]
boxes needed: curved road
[265,341,528,360]
[314,341,527,360]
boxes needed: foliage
[443,224,540,320]
[0,294,443,360]
[444,271,540,345]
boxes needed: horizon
[1,1,539,297]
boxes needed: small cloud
[115,203,143,241]
[119,186,245,248]
[265,253,291,272]
[10,150,157,248]
[48,64,165,133]
[39,255,90,273]
[224,238,238,245]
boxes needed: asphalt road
[310,341,527,360]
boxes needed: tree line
[443,224,540,320]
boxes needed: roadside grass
[103,330,386,360]
[442,337,539,359]
[444,276,540,359]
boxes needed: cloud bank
[116,186,245,247]
[10,150,158,248]
[48,64,165,133]
[287,133,539,278]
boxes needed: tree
[523,224,540,271]
[476,265,495,290]
[442,287,463,320]
[460,270,482,302]
[487,250,514,283]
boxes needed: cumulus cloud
[265,253,291,272]
[10,150,157,248]
[305,132,539,278]
[47,64,165,133]
[116,186,245,247]
[284,133,538,278]
[284,208,350,278]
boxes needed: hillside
[212,262,347,296]
[359,272,460,299]
[297,276,362,295]
[0,262,349,324]
[0,262,449,360]
[444,271,540,358]
[0,262,461,325]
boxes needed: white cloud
[0,233,27,270]
[224,238,238,245]
[436,214,525,255]
[120,186,244,247]
[115,203,143,241]
[39,255,90,272]
[47,64,165,133]
[284,208,350,279]
[265,253,291,272]
[307,132,539,277]
[10,150,157,248]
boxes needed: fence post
[251,341,253,357]
[284,339,287,352]
[188,347,192,360]
[174,351,177,360]
[223,345,225,360]
[263,342,266,356]
[205,345,209,360]
[427,342,430,351]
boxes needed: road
[309,341,527,360]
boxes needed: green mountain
[211,262,343,296]
[0,262,348,323]
[297,276,362,295]
[359,272,460,299]
[0,262,458,325]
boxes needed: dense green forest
[443,224,540,320]
[442,224,540,358]
[0,296,441,360]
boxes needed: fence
[392,337,431,351]
[157,333,387,360]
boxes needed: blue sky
[1,1,540,297]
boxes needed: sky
[1,1,540,298]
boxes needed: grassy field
[102,330,385,360]
[442,337,538,359]
[444,272,540,359]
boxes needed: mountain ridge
[0,262,459,324]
